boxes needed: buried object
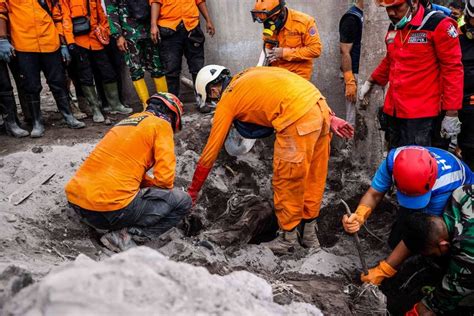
[201,194,276,247]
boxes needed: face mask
[394,6,413,29]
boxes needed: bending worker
[65,93,191,253]
[403,186,474,315]
[189,65,354,255]
[342,146,473,285]
[251,0,321,80]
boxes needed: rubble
[2,247,322,316]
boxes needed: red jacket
[371,6,463,119]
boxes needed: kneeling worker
[189,65,354,255]
[403,185,474,315]
[342,146,473,285]
[65,93,191,252]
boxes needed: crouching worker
[65,92,191,252]
[189,65,354,255]
[342,146,473,285]
[403,185,474,316]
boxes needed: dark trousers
[102,38,126,103]
[0,61,13,96]
[159,23,205,96]
[383,115,436,150]
[72,46,117,87]
[72,187,192,238]
[459,111,474,170]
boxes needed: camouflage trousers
[124,38,164,81]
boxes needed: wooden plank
[8,169,56,205]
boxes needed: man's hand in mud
[267,47,284,64]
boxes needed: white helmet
[195,65,230,109]
[466,0,474,17]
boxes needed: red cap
[393,147,438,202]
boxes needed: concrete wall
[203,0,353,116]
[352,1,389,170]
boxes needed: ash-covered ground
[0,98,404,314]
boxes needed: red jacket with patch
[371,6,463,119]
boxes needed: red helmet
[393,147,438,209]
[375,0,407,7]
[147,92,184,131]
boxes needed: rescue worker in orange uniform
[150,0,215,111]
[65,93,192,252]
[188,65,354,255]
[0,0,85,138]
[62,0,132,123]
[251,0,322,80]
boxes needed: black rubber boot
[54,95,86,129]
[27,94,45,138]
[0,92,29,138]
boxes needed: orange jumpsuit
[61,0,110,50]
[0,0,64,52]
[265,8,322,80]
[197,67,331,231]
[152,0,204,31]
[65,112,176,212]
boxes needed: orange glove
[360,260,397,285]
[344,71,357,103]
[342,204,372,234]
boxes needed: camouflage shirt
[104,0,149,41]
[423,185,474,313]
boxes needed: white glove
[441,116,462,139]
[358,81,374,101]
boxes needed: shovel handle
[341,199,369,275]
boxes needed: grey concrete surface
[203,0,353,116]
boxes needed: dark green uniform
[105,0,163,80]
[423,185,474,313]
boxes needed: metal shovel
[341,199,368,275]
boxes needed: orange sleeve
[51,0,65,38]
[0,0,8,17]
[197,99,234,169]
[97,0,110,32]
[283,18,322,61]
[60,0,75,44]
[149,124,175,189]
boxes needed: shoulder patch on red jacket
[447,24,459,38]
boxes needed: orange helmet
[251,0,285,23]
[375,0,407,7]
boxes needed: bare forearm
[359,187,384,210]
[198,2,211,23]
[341,51,352,73]
[385,241,411,269]
[0,19,7,37]
[151,3,160,25]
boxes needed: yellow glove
[361,260,397,285]
[342,204,372,234]
[344,71,357,103]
